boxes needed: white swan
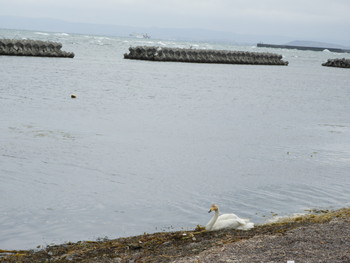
[205,204,254,231]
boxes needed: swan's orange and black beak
[208,204,218,213]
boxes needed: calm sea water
[1,28,350,249]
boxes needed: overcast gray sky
[1,0,350,43]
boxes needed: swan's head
[208,204,219,213]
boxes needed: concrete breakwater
[257,43,350,54]
[124,46,288,65]
[322,58,350,68]
[0,39,74,58]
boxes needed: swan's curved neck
[206,210,219,231]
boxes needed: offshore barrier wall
[124,46,289,65]
[322,58,350,68]
[0,39,74,58]
[257,43,350,54]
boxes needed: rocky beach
[1,208,349,263]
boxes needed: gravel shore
[173,216,350,263]
[1,208,349,263]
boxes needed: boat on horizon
[129,33,151,39]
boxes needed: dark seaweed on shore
[1,208,349,263]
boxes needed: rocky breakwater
[0,39,74,58]
[322,58,350,68]
[124,46,288,65]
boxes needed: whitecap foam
[55,33,70,36]
[94,36,111,40]
[157,41,166,46]
[34,32,50,36]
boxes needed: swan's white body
[205,204,254,231]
